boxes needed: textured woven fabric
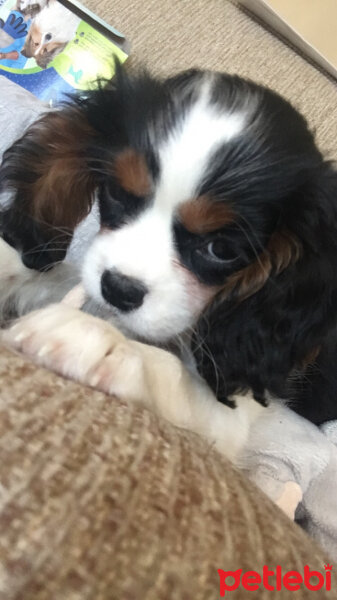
[1,1,337,598]
[0,347,333,600]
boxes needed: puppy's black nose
[101,270,148,312]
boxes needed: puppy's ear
[193,163,337,407]
[0,107,97,270]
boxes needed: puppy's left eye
[206,240,239,264]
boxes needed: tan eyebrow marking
[178,195,235,234]
[114,149,152,197]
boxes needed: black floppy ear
[192,162,337,407]
[0,106,97,270]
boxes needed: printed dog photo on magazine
[0,0,79,70]
[0,0,128,104]
[21,0,80,68]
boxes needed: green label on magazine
[53,21,127,90]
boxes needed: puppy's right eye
[203,239,240,265]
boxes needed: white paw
[0,237,28,280]
[1,304,148,402]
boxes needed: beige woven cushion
[0,346,332,600]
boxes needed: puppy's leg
[2,304,264,461]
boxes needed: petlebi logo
[218,564,333,596]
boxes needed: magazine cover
[0,0,129,104]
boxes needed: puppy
[21,0,79,68]
[1,66,337,463]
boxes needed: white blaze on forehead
[102,207,174,281]
[156,80,245,208]
[83,206,175,292]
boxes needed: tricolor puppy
[1,66,337,461]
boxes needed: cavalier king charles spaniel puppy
[1,65,337,462]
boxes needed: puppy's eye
[99,195,124,228]
[206,240,238,263]
[99,182,147,230]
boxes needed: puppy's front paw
[2,304,148,402]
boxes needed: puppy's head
[2,66,337,403]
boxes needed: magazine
[0,0,129,104]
